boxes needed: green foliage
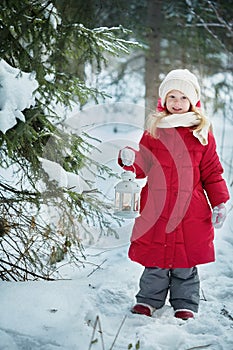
[73,0,232,114]
[0,0,140,170]
[128,340,141,349]
[159,0,233,74]
[0,0,140,280]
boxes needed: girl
[119,69,230,320]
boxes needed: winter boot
[131,303,155,317]
[174,309,194,320]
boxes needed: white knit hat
[159,69,201,107]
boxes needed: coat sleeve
[200,132,230,208]
[118,131,153,178]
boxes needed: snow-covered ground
[0,61,233,349]
[0,218,233,350]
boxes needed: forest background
[0,0,232,280]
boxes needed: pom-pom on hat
[159,69,201,107]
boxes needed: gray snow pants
[136,267,200,312]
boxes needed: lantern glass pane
[122,193,132,211]
[134,193,140,211]
[115,192,121,210]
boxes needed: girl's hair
[146,105,211,138]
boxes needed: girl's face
[165,90,191,114]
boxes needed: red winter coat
[119,127,230,268]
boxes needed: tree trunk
[145,0,162,119]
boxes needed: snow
[0,59,38,134]
[0,62,233,349]
[0,220,233,349]
[39,158,86,193]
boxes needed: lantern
[114,171,140,219]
